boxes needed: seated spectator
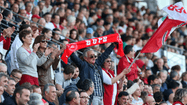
[66,15,76,30]
[3,77,16,99]
[118,45,140,81]
[151,84,160,94]
[79,90,89,105]
[166,93,174,105]
[52,28,61,41]
[163,80,179,101]
[151,58,169,75]
[143,96,156,105]
[31,14,41,23]
[71,63,80,85]
[153,92,163,105]
[0,73,8,88]
[147,75,159,85]
[117,91,130,105]
[171,65,181,75]
[123,36,133,49]
[10,69,22,87]
[28,93,44,105]
[181,71,187,88]
[0,63,7,74]
[142,68,152,84]
[38,18,46,33]
[51,13,63,30]
[65,90,80,105]
[157,70,168,92]
[140,91,148,103]
[131,85,143,105]
[167,70,179,85]
[69,29,79,42]
[93,26,105,37]
[55,65,75,91]
[3,86,30,105]
[173,88,187,105]
[43,83,57,105]
[16,30,51,85]
[42,28,52,40]
[44,12,54,30]
[84,28,94,40]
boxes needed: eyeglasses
[80,96,90,99]
[89,55,97,59]
[12,75,21,80]
[41,40,48,43]
[106,60,112,63]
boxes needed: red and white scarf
[61,33,124,64]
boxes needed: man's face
[0,66,7,74]
[45,14,51,23]
[6,80,16,96]
[73,67,79,79]
[157,59,164,69]
[0,76,8,88]
[45,86,57,102]
[118,95,130,105]
[26,3,32,12]
[153,86,160,93]
[11,73,22,84]
[33,88,42,95]
[133,87,141,97]
[74,92,80,105]
[18,89,30,105]
[145,70,152,78]
[129,48,135,58]
[97,28,104,36]
[160,72,167,83]
[39,2,45,10]
[53,31,61,40]
[84,50,97,64]
[12,4,19,13]
[54,15,60,24]
[80,92,89,105]
[20,10,27,17]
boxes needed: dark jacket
[181,80,187,88]
[151,65,169,74]
[37,50,59,86]
[43,97,55,105]
[70,44,115,99]
[3,96,17,105]
[59,84,78,105]
[3,91,11,99]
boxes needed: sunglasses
[89,55,97,59]
[41,40,48,43]
[106,60,112,63]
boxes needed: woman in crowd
[42,28,52,40]
[173,88,187,105]
[102,56,130,105]
[34,35,59,90]
[17,29,52,86]
[69,29,79,42]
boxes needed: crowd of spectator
[0,0,186,105]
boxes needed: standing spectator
[16,30,52,85]
[70,43,117,105]
[3,86,30,105]
[102,57,130,105]
[43,83,57,105]
[118,45,140,81]
[163,81,179,101]
[35,35,60,90]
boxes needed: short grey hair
[29,93,42,101]
[43,83,55,96]
[173,88,187,102]
[0,63,7,68]
[62,29,69,36]
[158,70,167,77]
[67,15,76,25]
[97,26,105,31]
[170,70,178,79]
[0,72,8,80]
[151,84,160,90]
[83,48,95,58]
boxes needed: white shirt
[166,101,172,105]
[131,97,143,105]
[45,22,55,30]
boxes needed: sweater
[16,47,47,77]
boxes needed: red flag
[61,33,124,64]
[140,17,186,53]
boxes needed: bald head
[145,96,155,105]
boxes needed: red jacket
[0,35,11,50]
[117,55,138,81]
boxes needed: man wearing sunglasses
[70,43,117,105]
